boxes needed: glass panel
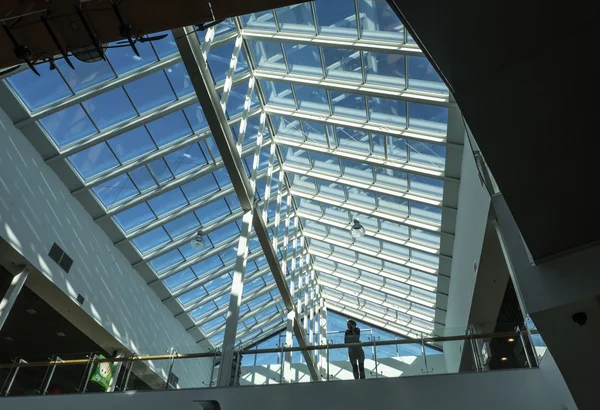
[130,165,158,192]
[275,4,316,34]
[293,84,329,114]
[330,91,366,120]
[57,58,115,93]
[408,56,447,94]
[93,174,139,208]
[183,103,208,132]
[8,65,72,110]
[387,136,408,162]
[196,199,231,224]
[165,144,208,177]
[322,47,362,82]
[336,127,369,152]
[150,250,184,273]
[283,147,310,168]
[152,31,178,59]
[247,40,286,73]
[358,0,404,42]
[82,87,137,130]
[302,120,328,145]
[164,213,201,239]
[363,51,405,88]
[133,227,171,253]
[261,80,295,108]
[311,152,341,175]
[164,268,196,291]
[408,141,446,169]
[409,103,448,134]
[148,189,189,217]
[374,167,408,191]
[107,40,158,75]
[39,105,96,148]
[114,203,156,232]
[163,62,193,99]
[146,110,193,147]
[223,81,258,118]
[371,133,386,157]
[181,173,220,202]
[241,10,277,31]
[208,41,248,84]
[107,127,157,163]
[148,158,174,184]
[368,97,406,127]
[215,18,237,38]
[69,144,119,179]
[283,43,323,77]
[342,159,372,181]
[125,71,176,113]
[409,174,444,198]
[315,0,358,38]
[410,202,441,225]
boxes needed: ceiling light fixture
[190,230,206,250]
[507,338,515,343]
[501,357,508,361]
[57,332,66,337]
[350,219,365,238]
[26,308,36,315]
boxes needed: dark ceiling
[389,0,600,261]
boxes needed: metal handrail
[0,330,522,369]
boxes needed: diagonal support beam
[173,26,320,383]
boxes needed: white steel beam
[290,187,448,235]
[16,54,182,128]
[274,136,453,181]
[298,210,440,254]
[218,210,252,386]
[304,230,439,275]
[241,30,423,56]
[174,25,319,382]
[255,71,454,108]
[284,163,445,208]
[309,247,437,293]
[316,265,438,313]
[72,107,261,195]
[265,106,449,145]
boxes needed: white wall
[444,135,491,372]
[0,107,211,387]
[1,368,566,410]
[538,351,577,410]
[239,354,447,384]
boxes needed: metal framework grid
[0,0,463,380]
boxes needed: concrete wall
[494,194,598,409]
[0,107,211,387]
[443,135,491,372]
[239,354,447,384]
[538,351,577,410]
[1,368,568,410]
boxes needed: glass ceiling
[3,0,454,349]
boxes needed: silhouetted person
[345,319,365,379]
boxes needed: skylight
[3,0,457,350]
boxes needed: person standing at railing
[345,319,365,379]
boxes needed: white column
[283,310,295,383]
[217,211,253,387]
[0,267,29,331]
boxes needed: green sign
[90,355,114,391]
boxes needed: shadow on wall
[0,108,209,387]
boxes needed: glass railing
[0,325,541,396]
